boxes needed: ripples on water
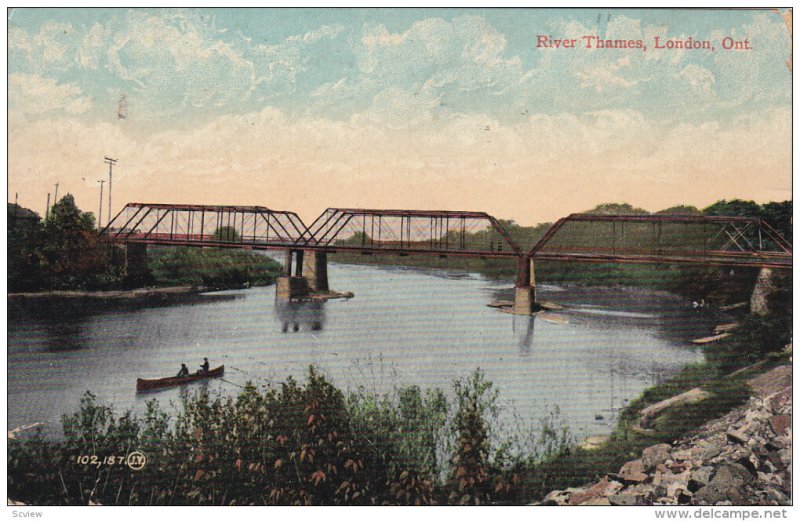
[8,262,715,441]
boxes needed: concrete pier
[276,249,330,299]
[512,256,536,315]
[276,276,310,300]
[302,250,329,292]
[122,243,149,280]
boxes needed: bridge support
[302,250,329,292]
[277,249,327,300]
[512,256,536,315]
[750,267,776,316]
[116,243,150,283]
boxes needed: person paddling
[177,364,189,378]
[199,357,210,374]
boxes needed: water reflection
[512,315,535,357]
[274,300,327,333]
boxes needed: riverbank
[8,285,203,300]
[538,362,791,505]
[515,331,791,505]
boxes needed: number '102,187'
[76,455,126,466]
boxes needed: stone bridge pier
[276,249,329,300]
[513,255,536,315]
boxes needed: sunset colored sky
[7,8,792,226]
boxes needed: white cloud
[286,24,344,43]
[9,104,790,225]
[356,15,525,93]
[8,73,92,114]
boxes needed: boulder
[642,444,672,471]
[542,489,570,506]
[768,415,791,437]
[608,494,637,506]
[567,476,622,505]
[693,463,754,505]
[688,466,714,492]
[612,459,648,484]
[726,428,749,445]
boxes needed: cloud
[286,24,344,43]
[9,103,790,225]
[104,11,256,113]
[356,15,525,93]
[8,73,93,114]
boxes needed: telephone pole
[45,193,51,220]
[53,182,59,204]
[104,157,117,226]
[98,179,105,229]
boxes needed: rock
[666,482,689,498]
[614,459,648,484]
[567,476,622,505]
[703,444,723,462]
[580,497,611,506]
[736,456,758,477]
[542,489,570,506]
[726,428,749,445]
[642,443,672,471]
[693,463,754,505]
[608,494,637,506]
[689,466,714,492]
[766,438,788,451]
[671,449,693,462]
[768,415,791,436]
[777,447,791,466]
[714,463,756,485]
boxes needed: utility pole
[104,157,117,226]
[53,182,59,205]
[12,192,18,229]
[98,180,105,229]
[45,193,51,220]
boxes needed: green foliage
[8,195,123,291]
[8,367,569,505]
[211,226,241,243]
[655,205,701,215]
[147,247,283,289]
[584,202,649,215]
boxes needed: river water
[8,262,712,442]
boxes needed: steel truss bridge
[103,204,792,270]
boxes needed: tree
[585,203,649,215]
[212,226,241,243]
[40,194,113,289]
[702,199,761,218]
[655,205,701,215]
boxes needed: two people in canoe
[177,358,210,378]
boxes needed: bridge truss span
[102,203,308,249]
[301,208,522,258]
[529,213,792,269]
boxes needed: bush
[7,367,563,505]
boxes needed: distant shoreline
[8,285,203,300]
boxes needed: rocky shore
[540,365,792,506]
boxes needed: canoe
[136,365,224,392]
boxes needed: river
[8,261,712,443]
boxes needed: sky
[7,8,793,226]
